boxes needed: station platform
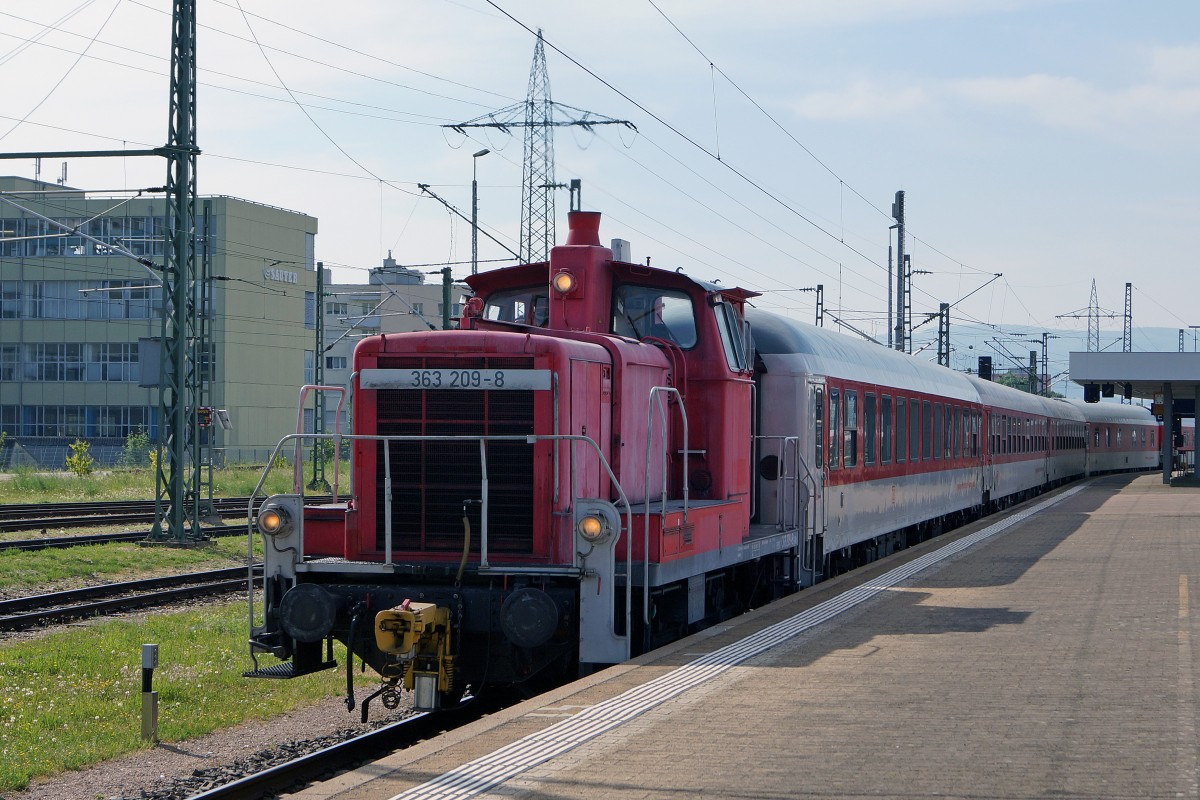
[289,473,1200,800]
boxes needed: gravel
[8,696,415,800]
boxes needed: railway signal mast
[0,0,205,542]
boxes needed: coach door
[802,378,826,582]
[982,409,995,505]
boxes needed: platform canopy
[1069,352,1200,410]
[1070,351,1200,483]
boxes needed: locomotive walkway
[288,472,1200,800]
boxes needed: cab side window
[611,285,697,348]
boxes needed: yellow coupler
[375,600,455,693]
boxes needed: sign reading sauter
[263,267,298,284]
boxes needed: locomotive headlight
[257,503,291,536]
[574,500,619,546]
[577,514,606,542]
[552,271,577,295]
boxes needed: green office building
[0,176,319,468]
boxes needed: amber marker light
[577,514,606,542]
[258,504,290,536]
[552,271,577,294]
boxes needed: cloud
[791,79,930,120]
[950,73,1200,146]
[1148,44,1200,84]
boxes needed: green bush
[119,429,152,468]
[64,439,94,477]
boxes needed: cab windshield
[482,286,549,326]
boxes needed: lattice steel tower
[150,0,203,542]
[1088,279,1100,352]
[521,31,555,263]
[445,31,634,264]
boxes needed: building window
[0,345,17,381]
[412,302,424,315]
[326,302,347,316]
[0,281,20,318]
[304,350,314,385]
[305,292,316,329]
[325,356,347,370]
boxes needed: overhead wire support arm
[0,148,171,160]
[822,312,883,346]
[417,183,521,260]
[909,273,1003,335]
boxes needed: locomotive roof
[748,310,977,402]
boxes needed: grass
[0,461,362,793]
[0,600,373,793]
[0,536,261,593]
[0,461,352,505]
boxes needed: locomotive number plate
[360,368,552,391]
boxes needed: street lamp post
[471,148,489,275]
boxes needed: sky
[1,0,1198,389]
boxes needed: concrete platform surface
[287,473,1200,800]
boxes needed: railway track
[1,527,245,552]
[186,698,499,800]
[0,495,335,533]
[0,566,260,631]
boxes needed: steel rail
[187,699,494,800]
[0,566,262,631]
[1,526,245,552]
[0,496,334,532]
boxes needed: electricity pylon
[445,30,635,263]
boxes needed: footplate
[243,659,337,679]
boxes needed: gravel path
[7,696,414,800]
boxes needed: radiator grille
[374,356,536,553]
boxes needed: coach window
[896,398,907,464]
[828,388,841,470]
[955,407,963,459]
[814,387,825,467]
[843,390,858,468]
[972,411,980,457]
[1116,428,1122,448]
[933,403,942,460]
[945,405,954,459]
[1093,427,1099,449]
[864,393,877,466]
[916,398,926,455]
[910,398,920,462]
[1106,427,1111,448]
[881,395,892,464]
